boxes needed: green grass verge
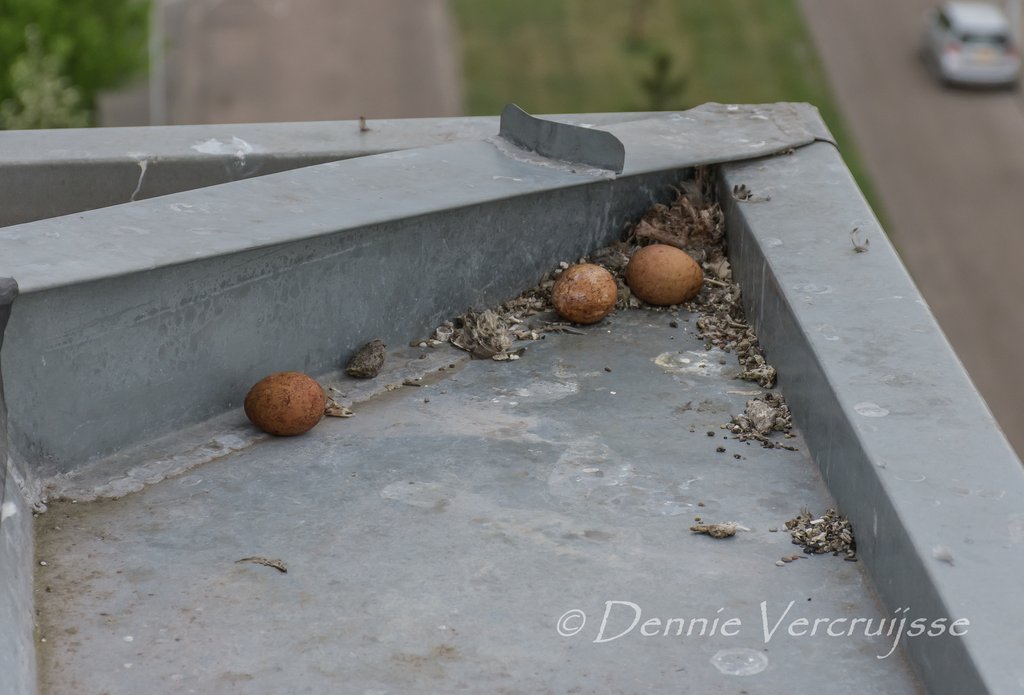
[451,0,882,218]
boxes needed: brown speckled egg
[625,244,703,306]
[551,263,618,324]
[244,371,326,436]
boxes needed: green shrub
[0,0,149,127]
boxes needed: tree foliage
[0,26,90,129]
[0,0,149,126]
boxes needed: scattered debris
[324,395,354,418]
[346,339,386,378]
[633,190,724,267]
[731,183,771,203]
[358,116,371,133]
[451,309,518,359]
[691,522,749,538]
[785,508,857,560]
[932,545,955,566]
[236,556,288,573]
[850,227,870,253]
[726,393,797,450]
[413,168,779,392]
[662,176,779,387]
[776,554,803,567]
[693,290,776,388]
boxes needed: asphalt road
[162,0,461,124]
[799,0,1024,456]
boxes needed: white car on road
[922,1,1021,87]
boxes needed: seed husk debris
[324,396,353,418]
[415,167,779,390]
[324,386,354,418]
[785,508,857,560]
[725,392,798,450]
[690,521,749,539]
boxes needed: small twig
[236,556,288,573]
[703,278,731,288]
[539,322,586,335]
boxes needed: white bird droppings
[854,402,889,417]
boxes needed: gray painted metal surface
[606,102,830,175]
[499,103,626,172]
[0,462,35,695]
[0,103,824,487]
[1,160,686,478]
[0,277,35,695]
[0,104,826,231]
[33,311,921,694]
[0,277,15,505]
[720,145,1024,694]
[0,103,823,294]
[0,113,658,228]
[0,107,1019,693]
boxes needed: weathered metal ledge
[719,145,1024,694]
[0,106,1020,694]
[0,103,821,487]
[0,276,36,695]
[0,112,662,228]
